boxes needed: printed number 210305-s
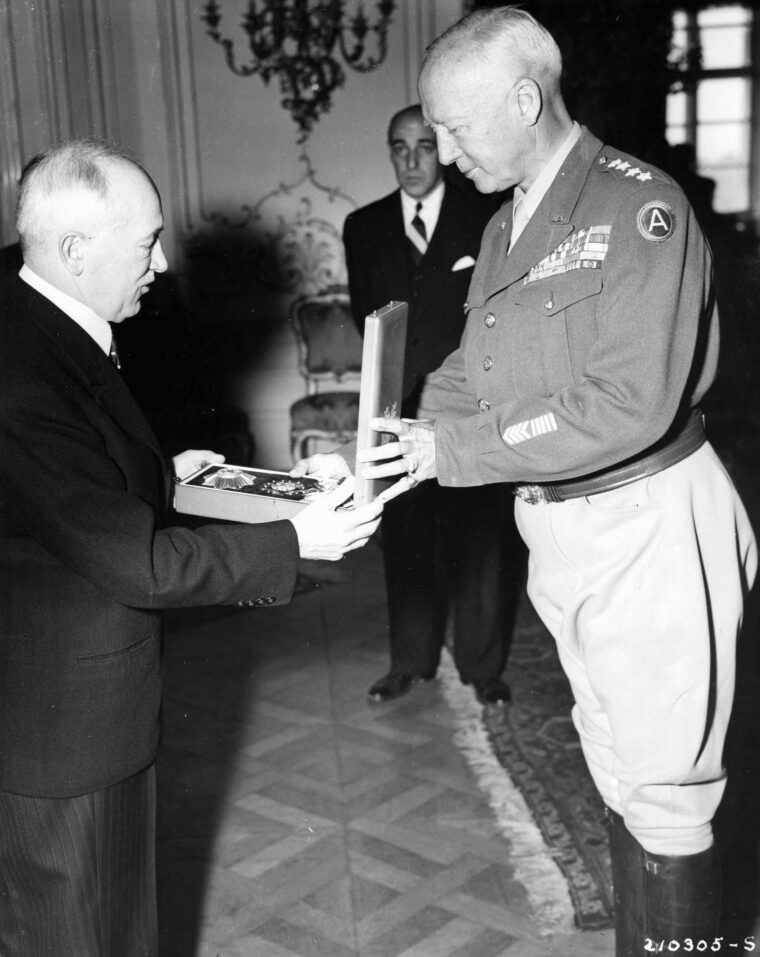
[644,940,756,952]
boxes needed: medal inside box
[175,464,339,523]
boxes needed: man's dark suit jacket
[0,274,300,799]
[343,182,502,404]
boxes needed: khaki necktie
[509,198,529,253]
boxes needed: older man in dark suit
[0,139,383,957]
[342,105,513,705]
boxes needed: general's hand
[289,476,383,561]
[290,452,353,481]
[357,418,437,501]
[173,449,225,480]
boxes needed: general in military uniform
[349,8,757,955]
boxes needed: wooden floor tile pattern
[157,542,614,956]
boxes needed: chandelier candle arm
[200,0,396,142]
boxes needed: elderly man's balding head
[16,139,167,323]
[16,141,156,257]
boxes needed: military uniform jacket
[420,128,719,487]
[0,275,299,798]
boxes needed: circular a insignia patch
[637,201,676,243]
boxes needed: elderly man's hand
[357,418,437,502]
[172,449,225,480]
[290,452,353,481]
[289,476,383,561]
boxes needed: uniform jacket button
[483,356,493,371]
[484,312,496,328]
[478,399,491,412]
[544,299,554,310]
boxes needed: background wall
[1,0,463,468]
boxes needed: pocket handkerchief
[451,255,476,272]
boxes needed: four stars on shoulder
[599,155,655,184]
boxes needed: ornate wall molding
[159,0,364,296]
[248,149,357,294]
[156,0,465,297]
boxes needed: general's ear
[59,232,86,276]
[515,78,542,127]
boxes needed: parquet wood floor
[155,538,615,956]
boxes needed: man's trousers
[0,764,157,957]
[515,443,757,856]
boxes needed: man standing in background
[343,105,514,706]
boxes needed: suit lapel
[414,189,469,315]
[424,189,458,268]
[25,286,163,460]
[377,192,411,299]
[384,190,411,300]
[94,364,164,461]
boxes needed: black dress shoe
[471,677,511,706]
[368,671,427,703]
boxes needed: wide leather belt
[513,409,706,505]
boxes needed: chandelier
[201,0,396,143]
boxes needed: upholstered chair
[289,289,363,462]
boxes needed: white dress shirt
[401,179,445,256]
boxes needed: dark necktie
[109,336,121,370]
[406,237,422,266]
[411,201,427,243]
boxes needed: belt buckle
[514,483,546,505]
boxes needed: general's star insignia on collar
[637,200,676,242]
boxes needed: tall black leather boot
[643,843,722,952]
[607,809,646,957]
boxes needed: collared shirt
[510,121,582,252]
[401,179,445,255]
[19,264,112,356]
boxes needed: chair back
[290,290,363,393]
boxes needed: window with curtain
[666,4,754,213]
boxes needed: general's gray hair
[15,139,150,252]
[424,6,563,86]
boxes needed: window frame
[666,2,758,220]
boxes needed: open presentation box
[174,465,342,523]
[174,301,408,524]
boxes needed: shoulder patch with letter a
[637,201,675,243]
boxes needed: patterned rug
[482,588,615,931]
